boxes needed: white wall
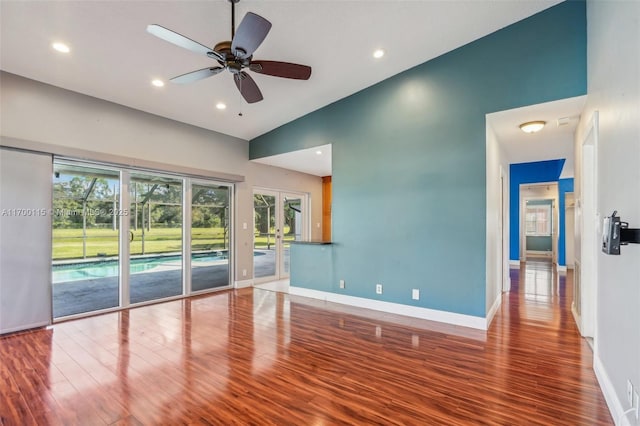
[578,1,640,423]
[0,71,322,285]
[485,121,510,320]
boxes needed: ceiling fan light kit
[146,0,312,104]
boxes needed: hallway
[0,261,613,424]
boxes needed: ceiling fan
[147,0,312,104]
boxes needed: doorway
[519,183,559,263]
[253,189,308,283]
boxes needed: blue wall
[509,159,565,261]
[508,161,574,266]
[251,2,586,317]
[558,178,575,266]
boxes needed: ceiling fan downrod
[230,0,240,39]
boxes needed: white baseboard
[571,302,583,335]
[526,250,552,257]
[594,353,629,425]
[0,320,50,335]
[486,294,502,328]
[289,286,488,330]
[234,279,254,289]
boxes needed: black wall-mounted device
[602,211,640,255]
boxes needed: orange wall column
[322,176,332,241]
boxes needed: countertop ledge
[289,241,332,245]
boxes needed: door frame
[576,111,599,342]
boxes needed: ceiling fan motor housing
[212,41,252,73]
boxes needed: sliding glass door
[52,159,233,319]
[52,162,121,317]
[129,172,183,304]
[191,182,231,292]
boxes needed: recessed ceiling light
[151,79,165,87]
[519,121,546,133]
[216,102,227,110]
[315,150,322,155]
[52,42,70,53]
[373,49,385,59]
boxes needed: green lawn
[53,227,229,260]
[52,227,291,260]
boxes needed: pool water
[53,253,231,283]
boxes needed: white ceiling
[252,144,332,177]
[0,0,562,144]
[2,0,581,178]
[488,95,587,178]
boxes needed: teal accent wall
[290,244,333,292]
[251,2,586,317]
[527,236,553,252]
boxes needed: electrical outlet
[634,390,639,420]
[339,279,345,289]
[412,289,420,300]
[628,380,634,406]
[375,284,383,294]
[411,335,419,347]
[242,269,247,277]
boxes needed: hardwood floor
[0,261,613,425]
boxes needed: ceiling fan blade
[250,61,312,80]
[170,67,224,84]
[147,24,224,61]
[234,72,263,103]
[231,12,272,59]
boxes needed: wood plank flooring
[0,261,613,425]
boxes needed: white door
[253,189,308,283]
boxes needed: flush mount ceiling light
[151,79,165,87]
[519,121,546,133]
[216,102,227,110]
[315,150,322,155]
[373,49,385,59]
[52,42,70,53]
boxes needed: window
[525,203,551,236]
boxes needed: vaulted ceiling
[1,0,562,141]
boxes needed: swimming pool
[52,252,263,283]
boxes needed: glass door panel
[52,162,120,318]
[191,183,230,291]
[282,194,304,276]
[253,192,277,280]
[129,173,183,304]
[253,190,308,282]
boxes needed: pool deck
[53,250,277,318]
